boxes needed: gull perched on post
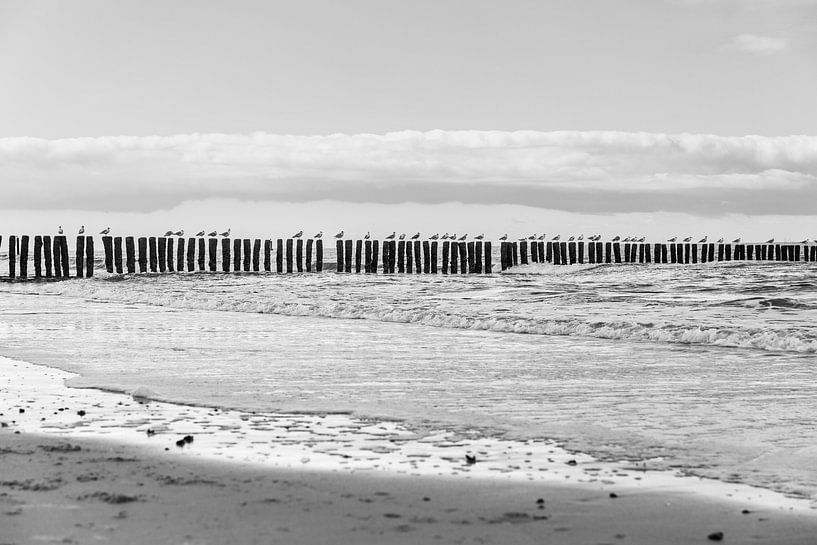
[410,232,420,240]
[385,231,396,240]
[58,226,63,234]
[195,230,205,237]
[313,231,323,239]
[291,230,303,238]
[499,234,508,241]
[78,225,85,234]
[100,227,111,235]
[207,230,218,237]
[334,230,344,238]
[163,230,173,236]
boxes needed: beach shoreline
[3,355,817,543]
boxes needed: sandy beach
[2,356,817,544]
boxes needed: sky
[0,0,815,239]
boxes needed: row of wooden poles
[1,235,816,279]
[501,240,817,268]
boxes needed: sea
[1,254,816,500]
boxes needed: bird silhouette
[568,236,575,241]
[717,238,724,243]
[538,234,546,240]
[78,225,85,234]
[163,230,173,236]
[766,238,775,243]
[385,231,396,240]
[552,235,560,241]
[698,236,707,243]
[440,232,449,240]
[335,230,344,238]
[207,230,218,237]
[499,234,508,241]
[430,233,440,240]
[527,234,536,240]
[637,237,645,242]
[292,230,303,238]
[398,233,406,240]
[58,226,63,234]
[174,230,184,236]
[667,237,677,242]
[612,236,620,242]
[474,234,484,240]
[800,239,809,244]
[683,236,692,242]
[196,230,206,237]
[578,235,584,241]
[100,227,110,235]
[457,234,467,241]
[313,231,323,239]
[364,231,371,240]
[410,232,420,240]
[220,228,231,237]
[732,238,741,243]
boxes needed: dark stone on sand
[18,408,24,413]
[422,497,430,502]
[184,434,194,444]
[536,498,545,505]
[741,509,751,514]
[175,439,186,448]
[146,429,155,436]
[707,531,724,541]
[40,444,82,453]
[78,491,141,504]
[465,454,477,464]
[609,492,618,498]
[566,459,577,466]
[77,410,86,417]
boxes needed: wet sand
[2,356,817,544]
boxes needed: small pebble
[707,531,724,541]
[609,492,618,498]
[77,410,86,417]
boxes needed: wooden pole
[306,239,313,272]
[382,240,390,273]
[253,239,261,271]
[512,242,519,266]
[336,239,344,272]
[669,244,677,264]
[277,239,284,273]
[568,242,576,264]
[612,242,621,264]
[355,240,362,273]
[344,239,352,273]
[424,241,431,273]
[84,236,94,277]
[414,240,423,274]
[520,241,528,265]
[545,241,553,263]
[644,242,651,263]
[458,241,467,273]
[531,240,539,263]
[431,241,439,273]
[295,239,303,272]
[450,240,459,273]
[473,241,482,273]
[552,242,561,265]
[148,237,158,272]
[578,242,585,264]
[44,235,53,277]
[102,236,113,272]
[243,238,251,271]
[441,241,449,274]
[76,235,85,277]
[158,237,167,272]
[196,238,205,271]
[222,238,231,272]
[286,239,294,273]
[137,237,148,273]
[691,244,698,264]
[185,237,195,272]
[364,240,372,273]
[387,240,395,273]
[466,241,475,273]
[233,239,242,271]
[125,237,135,273]
[166,238,174,273]
[8,235,17,279]
[34,236,42,278]
[208,238,217,272]
[372,240,379,274]
[484,241,492,273]
[59,236,70,277]
[717,244,724,261]
[18,235,28,278]
[637,243,644,263]
[176,238,185,272]
[405,240,413,273]
[316,239,323,272]
[725,244,732,261]
[264,240,272,271]
[624,243,631,263]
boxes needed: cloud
[0,130,816,216]
[722,33,787,55]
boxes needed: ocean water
[1,260,816,499]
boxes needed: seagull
[335,230,344,239]
[637,237,646,242]
[292,230,303,238]
[174,230,184,236]
[364,231,371,240]
[538,234,546,240]
[58,226,63,234]
[568,236,575,242]
[458,234,467,241]
[732,238,741,243]
[430,233,440,240]
[578,235,584,241]
[100,227,111,235]
[528,234,537,240]
[717,238,724,243]
[667,237,677,242]
[163,230,173,236]
[313,231,323,239]
[766,238,775,243]
[220,229,231,237]
[474,234,484,240]
[441,233,449,240]
[683,236,692,242]
[552,235,560,241]
[623,237,631,242]
[410,232,420,240]
[698,236,707,243]
[800,239,809,244]
[612,236,620,242]
[449,233,457,240]
[398,233,406,240]
[385,231,396,240]
[196,230,206,237]
[207,230,218,237]
[78,225,85,235]
[499,234,508,241]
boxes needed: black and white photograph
[1,1,817,543]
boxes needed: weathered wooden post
[424,241,431,273]
[450,240,459,273]
[637,243,644,263]
[252,239,261,271]
[243,239,251,271]
[474,241,482,273]
[545,241,553,263]
[414,240,422,274]
[335,239,344,272]
[176,238,185,272]
[34,236,42,278]
[624,243,631,263]
[531,241,539,263]
[165,238,174,273]
[551,242,560,265]
[221,238,231,272]
[661,244,669,264]
[405,240,413,273]
[344,239,352,273]
[612,242,621,264]
[725,244,732,261]
[691,244,698,264]
[316,239,323,272]
[264,240,272,271]
[185,237,195,272]
[44,235,53,277]
[794,245,801,262]
[484,241,492,272]
[629,244,636,263]
[669,244,677,264]
[147,237,157,272]
[441,241,449,274]
[520,241,528,265]
[295,239,303,272]
[125,237,135,273]
[157,237,167,272]
[8,235,17,279]
[76,235,86,278]
[102,236,113,273]
[59,236,70,277]
[644,243,651,263]
[387,240,395,273]
[578,242,585,264]
[456,241,465,273]
[286,239,294,273]
[205,238,216,272]
[84,236,94,277]
[277,239,284,273]
[18,235,29,278]
[568,242,576,264]
[466,241,475,272]
[355,240,362,273]
[233,239,242,271]
[538,242,545,263]
[372,240,379,273]
[306,239,313,272]
[137,237,147,273]
[747,244,754,261]
[382,240,390,273]
[512,242,519,266]
[196,238,205,271]
[500,242,508,270]
[364,240,372,273]
[716,244,724,261]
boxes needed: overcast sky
[1,0,815,238]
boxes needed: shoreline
[3,356,817,543]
